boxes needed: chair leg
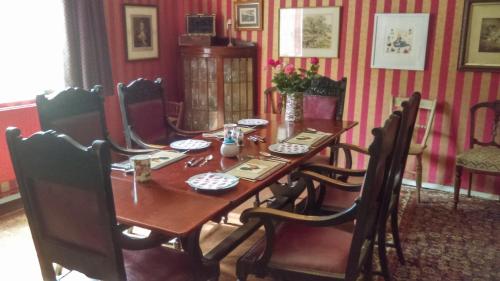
[467,173,473,198]
[454,166,462,210]
[378,227,392,281]
[39,259,56,281]
[416,154,423,203]
[363,243,374,281]
[391,208,405,265]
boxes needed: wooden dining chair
[166,100,184,128]
[6,128,194,281]
[391,96,436,203]
[117,77,204,149]
[298,92,421,279]
[454,100,500,209]
[236,112,402,281]
[36,86,152,156]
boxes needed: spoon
[200,154,214,166]
[259,152,291,163]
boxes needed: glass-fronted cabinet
[181,39,257,130]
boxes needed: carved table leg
[182,228,220,281]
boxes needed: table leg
[182,228,220,281]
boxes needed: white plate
[170,139,211,150]
[268,143,309,155]
[186,173,239,191]
[238,119,269,126]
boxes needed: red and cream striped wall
[181,0,500,194]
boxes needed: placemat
[285,131,332,146]
[111,150,187,172]
[209,126,256,138]
[225,158,285,181]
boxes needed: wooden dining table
[111,113,357,280]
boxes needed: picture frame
[458,0,500,72]
[279,7,341,58]
[186,14,216,36]
[123,4,159,61]
[234,0,263,30]
[371,13,430,71]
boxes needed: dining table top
[111,113,358,237]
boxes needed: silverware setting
[184,157,195,168]
[248,135,265,143]
[199,154,214,166]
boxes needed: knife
[190,157,205,167]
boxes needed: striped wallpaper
[181,0,500,194]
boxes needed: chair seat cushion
[123,246,194,281]
[456,146,500,173]
[239,223,352,276]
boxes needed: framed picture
[458,0,500,71]
[279,7,341,58]
[234,0,263,30]
[371,13,430,70]
[123,4,159,61]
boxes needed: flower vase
[284,93,304,122]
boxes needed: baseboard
[0,194,22,217]
[402,179,499,201]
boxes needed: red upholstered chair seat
[240,223,353,275]
[127,99,169,145]
[303,95,339,120]
[123,247,194,281]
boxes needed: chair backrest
[118,78,168,148]
[345,112,401,280]
[304,76,347,121]
[36,86,109,147]
[6,128,125,281]
[470,100,500,148]
[264,77,347,121]
[381,93,420,226]
[392,96,436,147]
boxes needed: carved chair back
[118,78,169,148]
[36,86,108,147]
[392,96,436,148]
[6,128,125,280]
[469,100,500,148]
[345,113,401,279]
[264,77,347,121]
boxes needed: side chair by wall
[6,128,194,281]
[391,96,436,203]
[454,100,500,209]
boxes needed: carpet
[0,187,498,280]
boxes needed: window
[0,1,65,104]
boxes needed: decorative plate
[268,143,309,155]
[170,139,211,150]
[237,119,269,126]
[186,173,239,191]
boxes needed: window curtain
[62,0,113,95]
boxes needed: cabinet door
[223,57,254,123]
[184,57,218,130]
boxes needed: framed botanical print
[123,4,159,61]
[234,0,263,30]
[279,7,341,58]
[371,13,430,70]
[458,0,500,71]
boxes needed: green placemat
[226,158,285,181]
[286,131,332,146]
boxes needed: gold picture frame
[234,0,263,30]
[458,0,500,71]
[123,4,159,61]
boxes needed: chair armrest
[301,163,366,177]
[107,136,158,155]
[128,126,167,150]
[300,170,362,192]
[240,200,358,227]
[165,118,209,136]
[117,228,170,250]
[334,143,369,155]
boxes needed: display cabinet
[181,39,257,130]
